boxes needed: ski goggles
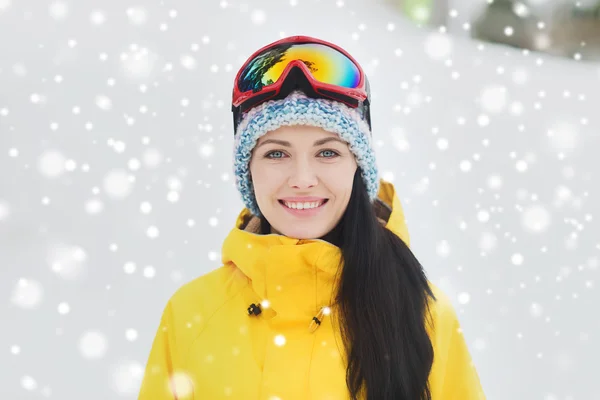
[231,36,371,133]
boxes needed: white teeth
[283,200,324,210]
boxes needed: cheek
[249,162,282,197]
[323,163,356,192]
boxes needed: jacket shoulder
[427,281,458,317]
[138,265,250,398]
[426,281,487,398]
[424,281,462,337]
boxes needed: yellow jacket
[138,180,486,399]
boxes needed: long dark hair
[260,169,437,399]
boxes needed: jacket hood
[221,179,410,327]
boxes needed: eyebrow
[256,137,347,149]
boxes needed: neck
[266,219,343,247]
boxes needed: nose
[287,157,318,189]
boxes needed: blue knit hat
[233,90,379,216]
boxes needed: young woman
[138,35,486,400]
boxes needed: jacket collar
[221,180,410,325]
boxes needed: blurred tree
[386,0,448,26]
[571,0,600,18]
[548,0,600,60]
[469,0,600,61]
[471,0,537,50]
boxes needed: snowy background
[1,0,599,399]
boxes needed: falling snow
[48,244,87,280]
[48,1,68,20]
[142,148,163,168]
[1,0,598,398]
[38,150,67,178]
[10,279,44,309]
[78,331,108,359]
[111,360,144,395]
[103,169,134,198]
[424,32,452,60]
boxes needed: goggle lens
[237,43,361,93]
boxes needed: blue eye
[265,150,285,159]
[320,149,340,158]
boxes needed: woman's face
[249,125,358,239]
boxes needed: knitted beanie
[233,90,379,216]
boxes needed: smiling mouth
[278,199,329,210]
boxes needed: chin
[276,225,328,240]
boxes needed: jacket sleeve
[138,300,193,399]
[435,299,486,400]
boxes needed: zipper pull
[308,306,331,333]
